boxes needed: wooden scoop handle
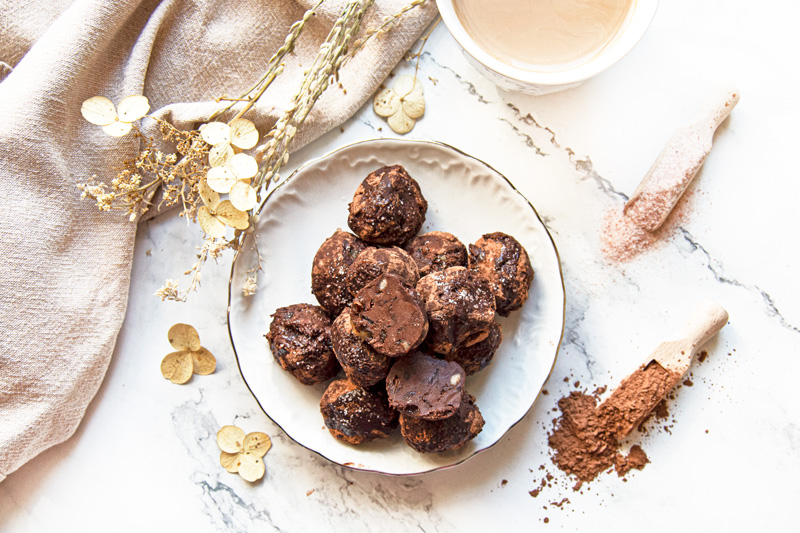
[683,300,729,354]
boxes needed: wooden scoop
[623,90,739,232]
[608,300,729,439]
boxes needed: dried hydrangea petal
[402,93,425,119]
[217,425,246,454]
[387,107,415,134]
[201,122,231,146]
[198,206,226,238]
[230,119,259,150]
[237,452,265,482]
[243,432,271,457]
[220,451,240,473]
[393,75,422,98]
[373,87,400,117]
[198,180,220,210]
[192,347,216,375]
[207,166,237,194]
[116,95,150,122]
[160,351,193,384]
[209,143,234,168]
[102,121,133,137]
[81,96,117,126]
[215,201,249,229]
[229,182,257,211]
[229,153,258,180]
[167,323,202,351]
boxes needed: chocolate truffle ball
[330,308,391,387]
[445,320,502,375]
[347,165,427,246]
[399,393,485,453]
[346,246,419,296]
[311,229,367,316]
[350,274,429,358]
[404,231,468,277]
[468,232,534,316]
[386,352,465,420]
[416,266,496,355]
[320,379,399,445]
[265,303,339,385]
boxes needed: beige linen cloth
[0,0,437,481]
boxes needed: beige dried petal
[192,347,216,375]
[160,351,193,384]
[167,323,201,351]
[229,153,258,180]
[201,122,231,146]
[81,96,117,126]
[237,452,265,482]
[207,166,237,194]
[102,121,133,137]
[116,95,149,122]
[198,180,220,210]
[198,206,226,238]
[229,182,257,211]
[215,201,249,229]
[220,451,240,473]
[373,87,400,117]
[387,108,415,134]
[393,75,422,98]
[229,119,258,149]
[402,93,425,119]
[209,143,234,168]
[243,432,271,457]
[217,425,246,454]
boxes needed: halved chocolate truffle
[416,266,496,355]
[311,229,367,316]
[386,352,465,420]
[346,246,419,296]
[320,379,399,445]
[347,165,427,246]
[404,231,468,277]
[330,307,391,387]
[350,273,428,358]
[265,303,339,385]
[399,393,485,453]
[468,232,534,316]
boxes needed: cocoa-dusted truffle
[347,165,427,246]
[468,232,534,316]
[320,379,399,445]
[266,303,339,385]
[445,320,502,375]
[399,393,484,453]
[346,246,419,296]
[311,229,367,316]
[330,308,391,387]
[350,273,428,358]
[404,231,468,277]
[386,352,465,420]
[416,266,496,355]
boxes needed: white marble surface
[2,1,799,530]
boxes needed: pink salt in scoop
[624,89,740,232]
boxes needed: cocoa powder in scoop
[548,361,680,484]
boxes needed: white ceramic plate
[228,138,565,475]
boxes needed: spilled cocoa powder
[548,361,680,485]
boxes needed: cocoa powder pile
[548,361,680,486]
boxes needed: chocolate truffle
[386,352,465,420]
[399,393,485,453]
[320,379,399,445]
[416,266,496,355]
[347,165,427,246]
[468,232,534,316]
[350,274,429,358]
[445,320,502,375]
[404,231,468,277]
[346,246,419,296]
[311,229,367,316]
[265,303,339,385]
[330,308,391,387]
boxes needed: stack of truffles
[266,165,535,453]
